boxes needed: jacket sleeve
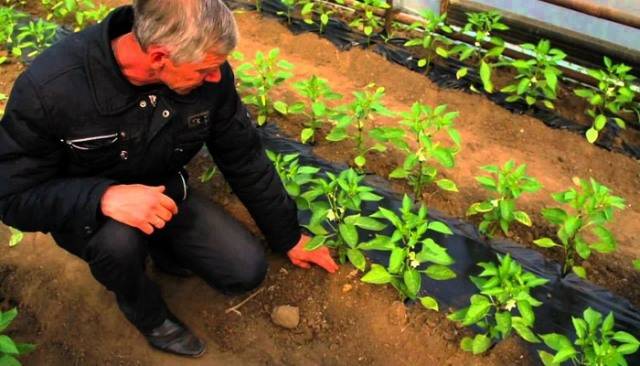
[206,63,301,253]
[0,72,116,235]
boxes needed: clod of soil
[271,305,300,329]
[387,301,407,326]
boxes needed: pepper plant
[326,84,403,171]
[574,57,637,143]
[277,75,342,144]
[13,19,58,59]
[467,160,542,237]
[403,9,452,72]
[0,307,36,365]
[501,39,566,110]
[538,307,640,366]
[0,6,27,58]
[389,102,460,199]
[276,0,298,24]
[533,177,625,279]
[448,254,548,355]
[442,10,509,93]
[360,194,456,311]
[301,168,384,271]
[73,2,111,31]
[232,49,294,126]
[299,0,340,33]
[266,150,319,207]
[348,0,390,44]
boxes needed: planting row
[232,46,630,279]
[266,150,639,364]
[248,0,640,145]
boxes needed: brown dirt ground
[0,2,638,365]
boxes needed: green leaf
[427,221,452,235]
[512,320,540,343]
[339,223,359,248]
[462,295,491,326]
[544,68,558,91]
[424,264,456,280]
[404,268,422,298]
[552,348,578,364]
[419,296,439,311]
[353,216,386,231]
[301,128,314,143]
[389,247,406,274]
[495,311,512,336]
[0,355,20,366]
[456,67,468,79]
[305,235,327,251]
[361,264,392,284]
[354,155,366,168]
[613,331,640,345]
[273,101,288,115]
[471,334,492,354]
[326,128,348,141]
[460,336,473,352]
[517,301,535,326]
[572,265,587,279]
[358,235,394,251]
[347,248,367,271]
[15,342,35,355]
[541,333,574,352]
[586,128,598,143]
[8,228,23,247]
[538,351,558,366]
[436,178,458,192]
[542,208,567,225]
[0,335,19,355]
[480,61,493,93]
[514,211,532,226]
[633,259,640,271]
[594,114,607,131]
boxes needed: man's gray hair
[133,0,238,63]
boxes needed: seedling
[467,160,541,237]
[538,307,640,366]
[301,168,384,271]
[0,307,36,365]
[299,0,338,33]
[13,19,57,58]
[326,83,403,171]
[0,6,26,46]
[534,177,625,279]
[448,254,548,354]
[501,39,566,110]
[74,3,111,31]
[574,57,637,143]
[277,0,298,24]
[360,194,456,311]
[348,0,390,44]
[389,102,460,199]
[279,75,342,144]
[403,9,452,72]
[266,150,319,207]
[442,10,509,93]
[232,49,294,126]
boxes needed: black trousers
[52,191,268,332]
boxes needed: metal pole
[540,0,640,29]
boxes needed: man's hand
[101,184,178,235]
[287,235,339,273]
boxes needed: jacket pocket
[64,133,121,169]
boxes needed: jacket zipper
[178,171,188,201]
[64,133,119,150]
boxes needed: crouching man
[0,0,338,357]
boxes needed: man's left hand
[287,235,339,273]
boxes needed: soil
[0,2,639,365]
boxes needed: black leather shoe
[144,316,206,358]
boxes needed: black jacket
[0,6,300,253]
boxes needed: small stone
[342,284,353,293]
[271,305,300,329]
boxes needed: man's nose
[204,69,221,83]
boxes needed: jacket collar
[85,6,199,116]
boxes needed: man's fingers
[152,185,166,192]
[154,206,173,222]
[315,256,338,273]
[292,259,311,269]
[139,223,154,235]
[157,193,179,214]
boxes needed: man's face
[157,52,228,95]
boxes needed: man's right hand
[100,184,178,235]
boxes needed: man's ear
[147,45,170,71]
